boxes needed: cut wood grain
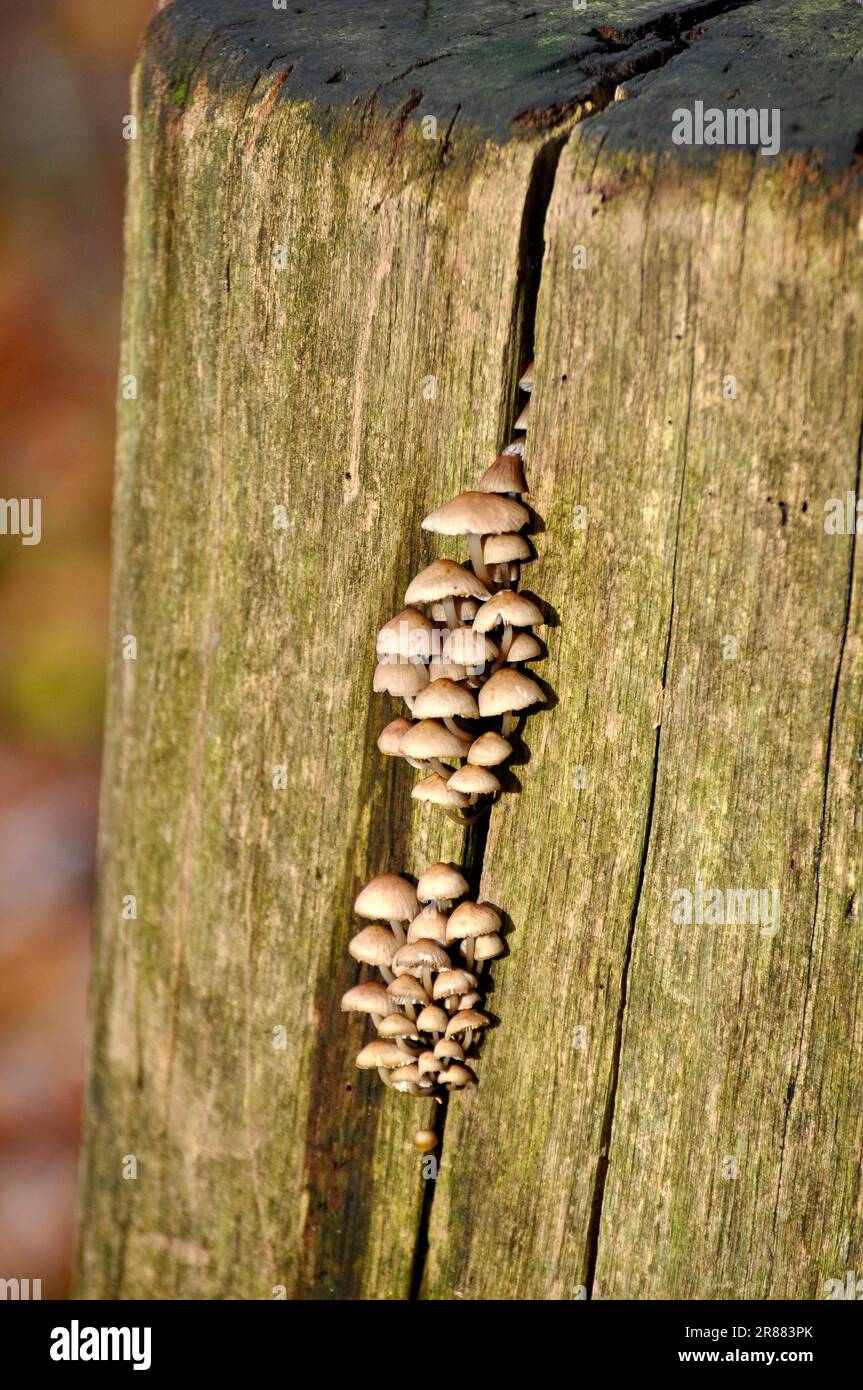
[77,0,863,1300]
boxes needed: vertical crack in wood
[585,311,697,1298]
[406,129,570,1300]
[771,402,863,1246]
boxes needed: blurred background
[0,0,154,1298]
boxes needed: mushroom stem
[463,1027,474,1051]
[380,965,394,984]
[442,716,463,736]
[378,1067,393,1087]
[421,966,432,996]
[443,595,459,629]
[389,918,407,944]
[429,757,453,779]
[397,1038,414,1054]
[403,696,415,716]
[404,1001,416,1022]
[464,938,476,971]
[501,711,517,738]
[491,624,513,673]
[406,755,428,770]
[444,805,492,826]
[467,532,492,587]
[372,1012,384,1030]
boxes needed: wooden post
[77,0,863,1300]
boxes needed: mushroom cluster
[374,363,545,824]
[342,864,503,1098]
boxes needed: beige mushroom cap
[391,1063,432,1089]
[373,660,429,697]
[431,597,478,623]
[407,904,449,945]
[417,862,469,903]
[348,924,398,969]
[507,632,543,663]
[418,1051,442,1077]
[414,1127,439,1151]
[341,981,391,1015]
[441,1063,476,1088]
[477,453,528,494]
[467,731,512,767]
[378,1013,419,1039]
[513,399,530,430]
[482,532,532,564]
[445,1008,491,1039]
[405,558,490,604]
[433,968,477,1000]
[447,764,501,796]
[412,678,480,720]
[387,974,430,1007]
[416,1005,450,1034]
[377,717,413,757]
[411,773,470,808]
[354,872,419,922]
[464,931,505,962]
[446,901,501,940]
[376,607,435,661]
[478,666,546,717]
[459,990,483,1010]
[422,491,529,537]
[392,939,451,975]
[443,627,497,666]
[473,589,543,633]
[429,658,469,682]
[433,1038,465,1062]
[400,719,472,760]
[519,361,534,392]
[356,1039,414,1069]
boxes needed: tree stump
[76,0,863,1300]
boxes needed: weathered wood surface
[78,0,863,1299]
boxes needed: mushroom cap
[458,990,483,1009]
[473,589,543,633]
[441,1063,476,1088]
[445,1008,490,1039]
[392,939,451,975]
[477,453,528,494]
[356,1039,413,1069]
[412,678,480,720]
[340,981,390,1015]
[417,862,469,903]
[447,764,501,796]
[377,716,413,757]
[348,923,398,969]
[513,399,530,430]
[373,660,429,697]
[482,532,532,564]
[519,360,534,392]
[446,901,501,940]
[478,666,546,717]
[433,968,477,1000]
[507,632,543,662]
[433,1038,465,1062]
[401,719,472,760]
[443,627,497,666]
[464,931,505,962]
[418,1051,442,1077]
[378,1013,419,1039]
[428,658,469,682]
[405,558,490,604]
[467,731,512,767]
[421,491,528,537]
[354,872,419,922]
[376,607,434,661]
[414,1127,439,1151]
[387,974,430,1007]
[391,1063,430,1087]
[431,598,478,623]
[411,773,470,808]
[416,1004,450,1034]
[407,904,449,945]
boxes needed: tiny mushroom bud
[459,991,483,1010]
[355,873,419,945]
[422,491,530,589]
[463,931,505,970]
[467,730,512,767]
[519,361,534,392]
[414,1128,439,1152]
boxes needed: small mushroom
[447,763,501,799]
[376,607,434,662]
[506,632,543,663]
[340,981,391,1028]
[458,990,483,1010]
[473,588,543,663]
[433,1037,464,1063]
[441,1063,476,1090]
[347,923,398,982]
[378,1012,419,1041]
[445,1008,491,1050]
[354,873,419,945]
[519,361,534,393]
[387,972,430,1021]
[405,558,490,629]
[513,398,530,431]
[400,718,472,775]
[417,1051,442,1077]
[377,717,413,758]
[391,1063,435,1094]
[373,659,429,705]
[392,939,450,996]
[428,657,469,682]
[407,904,449,945]
[478,666,546,737]
[356,1037,417,1088]
[412,678,480,730]
[467,731,512,767]
[416,1004,450,1037]
[461,931,505,972]
[411,772,470,810]
[446,901,501,969]
[433,968,478,1012]
[416,862,469,910]
[414,1128,439,1152]
[421,492,529,588]
[443,626,497,671]
[476,453,528,495]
